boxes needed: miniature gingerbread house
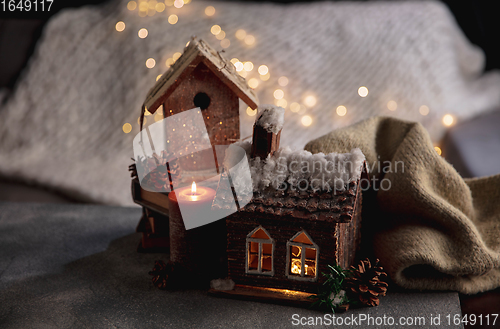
[131,37,258,251]
[212,105,367,295]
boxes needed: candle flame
[191,181,196,195]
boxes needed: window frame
[245,226,275,276]
[286,230,319,282]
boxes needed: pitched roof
[142,37,259,114]
[212,145,366,223]
[212,180,361,223]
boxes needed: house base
[208,284,314,308]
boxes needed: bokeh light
[123,123,132,133]
[168,14,178,24]
[146,58,156,69]
[205,6,215,16]
[115,21,126,32]
[336,105,347,116]
[387,100,397,111]
[138,28,148,38]
[301,115,313,126]
[246,107,257,116]
[442,114,454,126]
[273,89,284,99]
[278,76,289,87]
[419,105,430,116]
[358,86,369,97]
[304,95,317,107]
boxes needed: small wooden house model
[132,37,258,251]
[212,105,367,296]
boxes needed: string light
[127,1,137,10]
[144,108,152,116]
[165,0,174,6]
[260,72,270,81]
[215,30,226,40]
[278,76,289,87]
[434,146,442,156]
[156,74,162,81]
[138,28,148,39]
[387,100,397,111]
[238,70,248,78]
[115,21,126,32]
[290,102,301,112]
[165,58,174,67]
[235,29,246,40]
[243,62,254,71]
[258,65,268,75]
[234,61,244,71]
[276,99,287,108]
[336,105,347,116]
[246,107,257,116]
[273,89,284,99]
[442,114,454,126]
[173,52,182,61]
[220,39,230,48]
[168,14,178,24]
[358,86,369,97]
[301,115,313,126]
[244,34,255,46]
[230,58,239,64]
[304,95,317,107]
[211,25,222,35]
[155,2,165,12]
[248,78,259,89]
[173,0,183,8]
[123,123,132,133]
[139,1,148,11]
[146,58,156,68]
[205,6,215,16]
[419,105,429,116]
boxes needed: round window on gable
[194,92,211,110]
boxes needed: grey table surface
[0,202,463,328]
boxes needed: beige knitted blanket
[305,116,500,294]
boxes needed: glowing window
[246,226,274,275]
[287,231,318,280]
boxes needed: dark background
[0,0,499,92]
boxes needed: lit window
[287,231,318,280]
[246,226,274,275]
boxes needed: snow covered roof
[212,144,366,222]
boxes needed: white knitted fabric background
[1,0,499,205]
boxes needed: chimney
[250,105,285,159]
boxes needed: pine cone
[149,260,170,289]
[148,260,189,290]
[344,258,388,307]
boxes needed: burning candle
[168,181,216,228]
[168,181,218,275]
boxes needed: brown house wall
[226,214,340,293]
[226,186,363,293]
